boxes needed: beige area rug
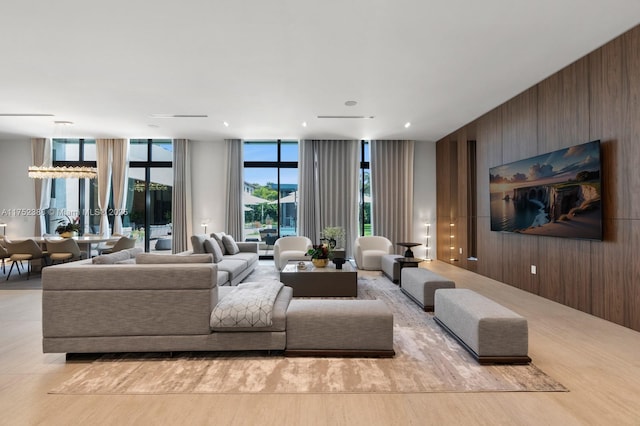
[50,265,567,394]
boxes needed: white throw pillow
[222,235,240,255]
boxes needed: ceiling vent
[316,115,374,119]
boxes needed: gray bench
[381,254,403,283]
[434,289,531,364]
[285,299,395,357]
[401,268,455,311]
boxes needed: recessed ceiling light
[148,124,160,128]
[301,121,307,127]
[54,120,74,126]
[223,121,229,127]
[344,101,358,107]
[404,122,411,128]
[150,114,208,118]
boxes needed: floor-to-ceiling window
[50,139,98,234]
[243,140,298,256]
[128,139,173,252]
[359,140,371,236]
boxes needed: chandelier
[28,166,97,179]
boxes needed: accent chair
[354,236,393,270]
[273,236,313,270]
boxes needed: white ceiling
[1,1,639,143]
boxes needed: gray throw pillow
[92,250,132,264]
[136,253,213,264]
[190,235,207,254]
[203,238,224,263]
[222,234,240,255]
[212,232,227,254]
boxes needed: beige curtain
[172,139,192,253]
[371,140,415,254]
[96,139,113,237]
[299,140,359,256]
[31,138,52,236]
[225,139,243,240]
[111,139,129,235]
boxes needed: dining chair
[5,238,48,280]
[0,239,9,274]
[45,238,83,264]
[99,236,137,254]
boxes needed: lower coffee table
[280,260,357,297]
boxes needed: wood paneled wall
[435,24,640,332]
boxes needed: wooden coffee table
[280,260,357,297]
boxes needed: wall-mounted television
[489,140,602,241]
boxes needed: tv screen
[489,140,602,240]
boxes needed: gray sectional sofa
[187,233,259,286]
[42,261,292,354]
[41,250,395,357]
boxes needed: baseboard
[284,349,395,358]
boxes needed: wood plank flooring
[1,260,639,425]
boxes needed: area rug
[50,264,567,394]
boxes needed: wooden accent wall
[435,24,640,332]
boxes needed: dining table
[28,235,122,257]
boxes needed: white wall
[412,141,437,259]
[0,138,38,238]
[190,139,228,235]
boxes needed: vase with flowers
[56,216,81,238]
[307,244,330,268]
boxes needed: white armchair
[273,236,313,270]
[354,236,393,270]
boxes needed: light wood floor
[1,260,640,425]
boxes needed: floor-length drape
[111,139,129,235]
[299,140,359,257]
[31,138,51,236]
[172,139,192,253]
[96,139,113,237]
[371,140,415,254]
[225,139,243,240]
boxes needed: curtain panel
[371,140,415,254]
[31,138,52,236]
[172,139,192,253]
[110,139,129,235]
[299,140,359,256]
[225,139,243,241]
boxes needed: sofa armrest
[237,241,259,254]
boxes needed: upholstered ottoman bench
[401,268,455,311]
[285,299,395,357]
[434,289,531,364]
[381,254,403,283]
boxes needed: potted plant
[321,226,345,250]
[307,244,330,268]
[56,216,81,238]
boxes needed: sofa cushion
[222,235,240,255]
[136,253,213,264]
[217,259,247,282]
[225,252,258,264]
[204,238,224,263]
[212,232,227,254]
[190,235,207,254]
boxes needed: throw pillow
[92,250,132,264]
[203,238,224,263]
[136,253,214,264]
[212,232,227,254]
[190,235,207,254]
[222,234,240,255]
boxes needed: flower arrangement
[55,216,81,235]
[307,244,330,259]
[321,226,345,249]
